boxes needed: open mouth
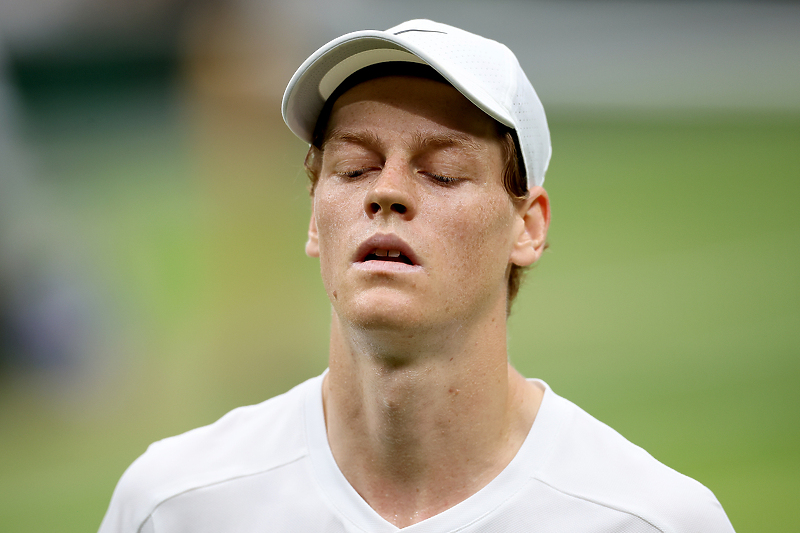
[364,249,415,265]
[354,234,420,269]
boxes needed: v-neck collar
[303,373,564,532]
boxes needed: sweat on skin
[305,74,549,527]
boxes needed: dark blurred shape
[0,0,314,386]
[9,50,178,105]
[2,0,194,117]
[0,0,196,382]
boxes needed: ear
[305,203,320,258]
[510,186,550,267]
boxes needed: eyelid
[339,168,369,178]
[421,171,461,184]
[325,147,380,179]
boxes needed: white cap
[282,19,551,187]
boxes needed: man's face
[306,75,534,333]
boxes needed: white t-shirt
[99,374,735,532]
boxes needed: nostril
[367,201,409,216]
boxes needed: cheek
[436,195,516,275]
[312,193,340,267]
[313,186,364,268]
[314,188,348,240]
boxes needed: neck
[322,307,543,527]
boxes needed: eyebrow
[323,129,382,151]
[322,129,487,154]
[409,131,487,154]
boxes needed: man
[99,20,735,532]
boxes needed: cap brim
[281,30,513,144]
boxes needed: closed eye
[339,168,371,179]
[424,172,461,185]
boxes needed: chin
[349,306,426,332]
[337,294,434,332]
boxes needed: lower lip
[353,260,423,273]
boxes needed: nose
[364,163,417,219]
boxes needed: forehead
[322,75,502,147]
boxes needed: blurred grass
[0,88,798,532]
[511,113,800,532]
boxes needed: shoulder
[98,375,321,533]
[534,384,734,532]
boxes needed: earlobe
[306,205,320,258]
[510,186,550,267]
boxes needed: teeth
[372,249,401,258]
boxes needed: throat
[323,321,537,527]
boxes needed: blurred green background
[0,1,798,532]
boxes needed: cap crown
[282,19,551,186]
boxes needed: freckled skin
[305,75,549,528]
[307,76,523,340]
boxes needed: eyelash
[341,169,367,178]
[337,169,460,184]
[428,173,459,184]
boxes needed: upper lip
[353,233,420,266]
